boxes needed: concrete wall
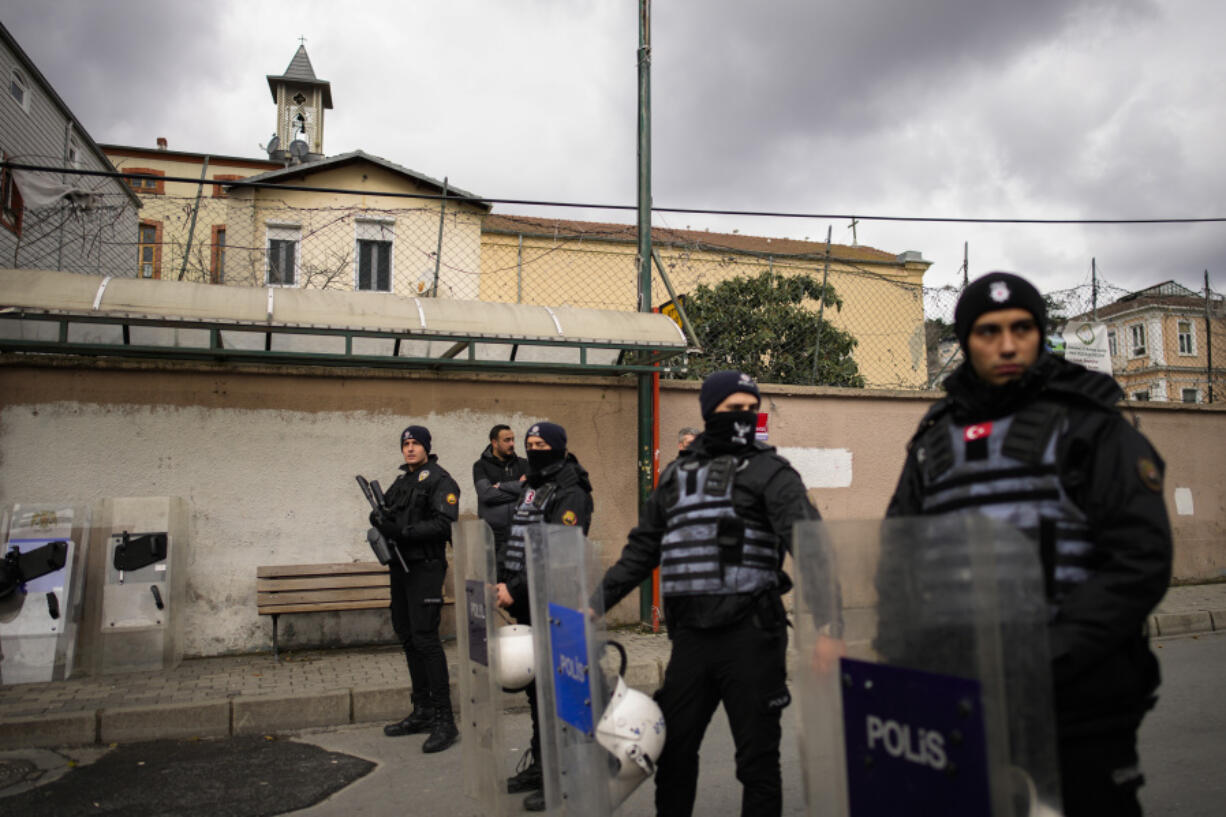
[2,358,1223,660]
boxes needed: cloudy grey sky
[4,0,1223,296]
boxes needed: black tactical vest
[915,401,1096,603]
[504,482,556,577]
[659,455,780,598]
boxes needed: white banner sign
[1057,321,1113,375]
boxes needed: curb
[2,612,1219,751]
[0,660,665,751]
[1151,610,1225,637]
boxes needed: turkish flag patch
[963,422,993,441]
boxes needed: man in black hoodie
[886,272,1172,817]
[494,421,593,812]
[369,425,461,753]
[472,424,528,550]
[595,372,820,817]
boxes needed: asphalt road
[2,631,1221,816]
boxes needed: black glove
[369,509,399,539]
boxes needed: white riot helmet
[596,641,666,806]
[493,624,534,691]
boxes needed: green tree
[683,270,864,387]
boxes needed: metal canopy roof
[0,269,690,375]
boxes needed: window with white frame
[1182,388,1199,404]
[9,68,30,113]
[1107,329,1117,357]
[1129,323,1147,357]
[1177,320,1195,355]
[266,225,300,286]
[355,220,394,292]
[67,135,82,168]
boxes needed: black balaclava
[525,421,567,474]
[699,371,760,453]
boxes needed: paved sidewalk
[1,583,1222,750]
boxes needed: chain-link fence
[3,163,1223,400]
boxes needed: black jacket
[381,454,461,564]
[598,435,819,632]
[887,354,1172,730]
[502,453,594,613]
[472,445,528,539]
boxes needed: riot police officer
[494,421,593,811]
[886,272,1172,817]
[596,371,820,817]
[370,425,461,753]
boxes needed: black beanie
[699,370,761,420]
[954,272,1046,350]
[400,425,432,453]
[525,421,567,451]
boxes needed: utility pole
[962,241,969,288]
[1207,270,1214,404]
[813,226,832,384]
[636,0,655,623]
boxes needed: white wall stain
[1174,487,1194,516]
[776,447,853,489]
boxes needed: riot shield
[91,497,188,675]
[527,523,659,816]
[792,516,1062,817]
[453,519,529,817]
[0,503,90,684]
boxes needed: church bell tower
[266,42,333,163]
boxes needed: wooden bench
[257,562,391,661]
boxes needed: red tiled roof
[482,214,906,264]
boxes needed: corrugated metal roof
[0,269,688,374]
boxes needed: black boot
[523,788,546,812]
[507,750,542,793]
[383,707,433,737]
[421,712,459,753]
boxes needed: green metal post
[636,0,655,623]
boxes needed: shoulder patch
[418,469,430,482]
[561,510,578,526]
[446,492,458,505]
[1137,457,1163,492]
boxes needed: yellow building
[1095,281,1226,403]
[102,45,489,298]
[100,141,280,283]
[480,214,932,388]
[98,42,934,388]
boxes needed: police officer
[494,421,593,812]
[472,424,528,551]
[370,425,462,753]
[595,371,820,817]
[886,272,1172,817]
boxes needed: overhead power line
[7,160,1226,226]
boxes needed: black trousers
[653,619,790,817]
[1059,728,1145,817]
[389,558,451,715]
